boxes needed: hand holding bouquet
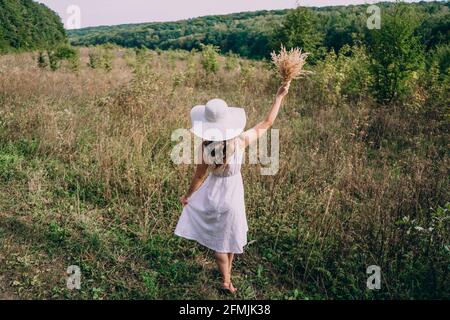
[271,45,312,85]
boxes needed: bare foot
[221,282,237,294]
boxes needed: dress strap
[234,137,240,158]
[234,136,243,164]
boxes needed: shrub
[88,45,114,72]
[200,43,219,74]
[55,45,80,72]
[365,4,424,104]
[45,45,80,72]
[53,45,78,61]
[224,52,240,71]
[273,7,325,63]
[37,51,48,69]
[47,49,60,71]
[429,44,450,76]
[310,45,371,105]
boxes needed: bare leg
[215,252,230,284]
[227,253,237,292]
[227,253,234,274]
[215,252,236,293]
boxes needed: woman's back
[175,135,248,253]
[176,82,291,292]
[209,137,244,178]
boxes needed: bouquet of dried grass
[271,45,312,84]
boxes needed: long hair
[202,138,236,173]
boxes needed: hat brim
[190,105,246,141]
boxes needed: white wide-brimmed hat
[190,99,246,141]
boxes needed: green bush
[54,45,78,61]
[225,51,240,71]
[310,45,372,105]
[200,44,220,74]
[47,49,60,71]
[366,4,424,104]
[430,44,450,75]
[88,45,114,72]
[44,45,80,71]
[37,51,48,69]
[273,7,325,63]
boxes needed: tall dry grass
[0,47,448,299]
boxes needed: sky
[36,0,433,29]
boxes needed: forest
[0,0,67,53]
[68,1,449,59]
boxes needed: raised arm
[239,81,291,149]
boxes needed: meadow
[0,45,448,299]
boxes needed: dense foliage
[0,0,67,53]
[68,2,449,59]
[365,4,425,103]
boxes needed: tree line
[68,2,449,60]
[0,0,67,53]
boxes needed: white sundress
[174,137,248,254]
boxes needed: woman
[174,81,291,294]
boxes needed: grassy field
[0,47,448,300]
